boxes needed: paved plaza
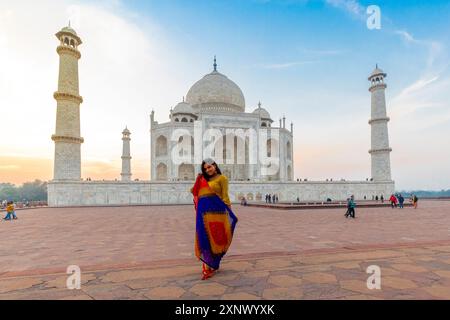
[1,200,450,299]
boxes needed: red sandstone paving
[2,244,450,300]
[2,200,450,300]
[1,200,449,274]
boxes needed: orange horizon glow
[2,149,357,186]
[0,156,151,185]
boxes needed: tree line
[0,180,48,202]
[398,189,450,198]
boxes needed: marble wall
[48,180,395,207]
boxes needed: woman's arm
[220,176,231,207]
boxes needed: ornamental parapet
[56,46,81,59]
[368,117,390,125]
[51,135,84,144]
[54,91,83,104]
[369,148,392,154]
[369,83,387,92]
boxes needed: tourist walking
[344,198,351,218]
[380,195,384,203]
[389,194,398,209]
[398,194,405,208]
[347,195,356,218]
[412,194,419,209]
[3,201,17,221]
[191,158,238,280]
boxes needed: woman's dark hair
[201,160,222,181]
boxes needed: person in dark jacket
[412,194,419,209]
[398,194,405,208]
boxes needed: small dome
[173,101,195,115]
[252,107,272,120]
[186,71,245,112]
[369,65,386,79]
[122,127,130,135]
[56,25,82,45]
[61,26,77,35]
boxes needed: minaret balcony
[51,135,84,144]
[54,92,83,104]
[369,83,387,92]
[56,45,81,59]
[369,147,393,154]
[368,117,390,125]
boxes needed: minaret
[121,127,132,181]
[52,25,84,180]
[368,65,392,181]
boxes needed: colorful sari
[192,174,238,270]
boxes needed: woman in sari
[191,158,238,280]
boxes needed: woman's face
[203,163,217,177]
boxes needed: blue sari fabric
[193,177,238,270]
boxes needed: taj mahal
[47,25,395,207]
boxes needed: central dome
[186,65,245,113]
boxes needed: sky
[0,0,449,190]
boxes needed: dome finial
[213,55,217,72]
[258,101,262,109]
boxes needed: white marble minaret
[368,65,392,181]
[52,25,84,180]
[121,127,132,181]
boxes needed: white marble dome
[172,101,195,115]
[252,107,272,120]
[186,70,245,113]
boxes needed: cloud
[395,30,418,44]
[390,74,450,129]
[0,156,52,185]
[397,76,440,98]
[0,0,185,182]
[394,30,445,70]
[325,0,365,19]
[389,29,449,130]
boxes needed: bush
[0,180,48,202]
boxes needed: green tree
[0,183,19,201]
[18,180,48,201]
[0,181,48,202]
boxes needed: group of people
[345,192,421,220]
[389,194,419,209]
[2,200,18,221]
[373,195,385,202]
[265,194,279,203]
